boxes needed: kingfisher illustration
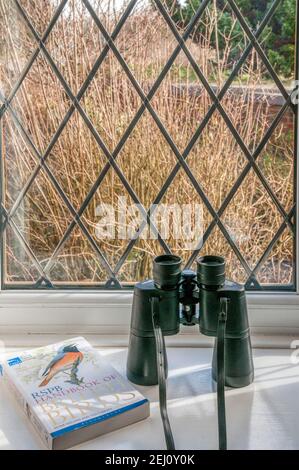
[39,344,83,387]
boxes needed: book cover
[1,337,149,449]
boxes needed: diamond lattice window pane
[116,109,178,208]
[81,49,143,152]
[17,0,65,36]
[117,237,167,284]
[11,170,73,271]
[46,110,107,210]
[10,51,71,153]
[2,113,36,210]
[257,119,295,213]
[187,109,248,210]
[113,0,178,88]
[0,0,297,289]
[156,169,213,265]
[195,224,248,284]
[5,223,41,285]
[45,0,105,94]
[256,228,294,286]
[221,168,285,270]
[220,51,290,154]
[0,0,37,98]
[81,170,150,272]
[48,224,107,284]
[149,46,214,153]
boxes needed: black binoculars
[127,254,254,450]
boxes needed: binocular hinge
[150,297,175,451]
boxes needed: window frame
[0,0,298,341]
[0,290,298,345]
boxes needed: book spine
[3,365,53,450]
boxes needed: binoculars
[127,254,254,450]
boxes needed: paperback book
[1,337,149,449]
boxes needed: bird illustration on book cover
[39,344,84,387]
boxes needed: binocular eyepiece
[153,253,226,290]
[197,255,226,288]
[153,254,182,290]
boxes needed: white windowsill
[0,290,299,348]
[1,345,299,450]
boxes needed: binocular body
[127,256,254,389]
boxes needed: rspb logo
[7,357,22,367]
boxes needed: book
[1,337,149,449]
